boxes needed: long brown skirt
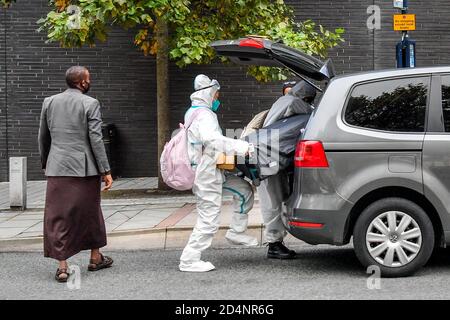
[44,175,107,260]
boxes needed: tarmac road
[2,244,450,300]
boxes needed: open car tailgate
[211,37,335,81]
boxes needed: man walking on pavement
[38,66,114,282]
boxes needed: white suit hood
[190,74,220,109]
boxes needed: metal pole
[402,0,408,39]
[3,8,9,180]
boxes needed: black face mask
[81,81,91,94]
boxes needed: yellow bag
[216,153,236,171]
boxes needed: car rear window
[441,75,450,132]
[344,77,430,132]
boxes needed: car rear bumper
[282,194,353,246]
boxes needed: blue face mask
[212,99,221,112]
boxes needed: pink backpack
[160,108,207,190]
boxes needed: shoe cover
[225,230,259,247]
[179,260,216,272]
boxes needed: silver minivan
[213,38,450,277]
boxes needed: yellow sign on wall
[393,14,416,31]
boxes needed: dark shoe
[55,268,69,283]
[267,241,297,259]
[88,254,113,271]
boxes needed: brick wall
[0,0,449,181]
[0,2,156,181]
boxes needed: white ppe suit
[179,75,256,272]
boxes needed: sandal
[88,254,113,271]
[55,268,69,283]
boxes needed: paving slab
[15,231,42,238]
[0,228,27,239]
[105,222,118,233]
[24,222,43,233]
[156,204,196,228]
[114,219,160,231]
[0,212,21,219]
[117,209,143,219]
[11,214,43,221]
[102,210,120,220]
[135,208,176,219]
[105,212,130,227]
[0,220,40,229]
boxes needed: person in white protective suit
[179,74,258,273]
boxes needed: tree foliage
[1,0,15,7]
[33,0,344,82]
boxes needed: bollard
[9,157,27,210]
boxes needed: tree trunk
[155,18,170,190]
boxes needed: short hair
[282,81,297,94]
[65,66,88,88]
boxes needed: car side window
[441,76,450,132]
[345,77,430,132]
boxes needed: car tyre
[353,197,434,277]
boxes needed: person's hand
[247,143,255,157]
[102,174,113,191]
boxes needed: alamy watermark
[66,4,388,39]
[367,5,381,30]
[66,5,81,30]
[66,264,81,290]
[366,265,381,290]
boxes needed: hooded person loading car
[258,81,316,259]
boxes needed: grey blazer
[38,88,111,177]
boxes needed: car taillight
[294,140,329,168]
[289,221,324,229]
[239,38,264,49]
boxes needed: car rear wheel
[353,197,434,277]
